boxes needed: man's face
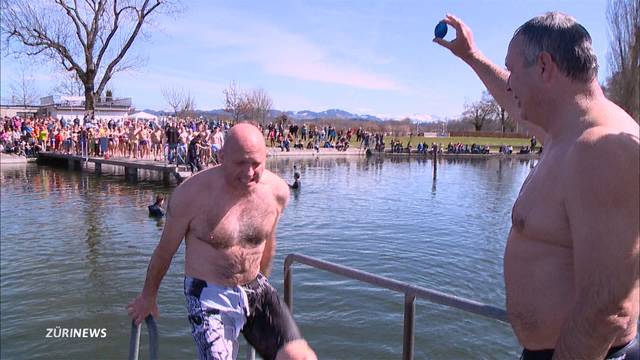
[220,141,266,190]
[505,36,540,122]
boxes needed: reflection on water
[1,157,535,359]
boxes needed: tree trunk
[84,81,95,121]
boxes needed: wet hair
[513,12,598,82]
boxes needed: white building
[0,104,39,118]
[39,95,133,123]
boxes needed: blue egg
[434,21,448,39]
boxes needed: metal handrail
[128,315,158,360]
[283,253,508,360]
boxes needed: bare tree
[605,0,639,122]
[463,92,495,131]
[162,86,184,117]
[485,93,515,133]
[180,91,196,119]
[223,81,251,123]
[1,0,176,114]
[52,70,84,96]
[275,113,289,127]
[10,68,39,106]
[247,88,273,126]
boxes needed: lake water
[0,155,536,359]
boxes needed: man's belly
[185,239,264,287]
[504,234,576,349]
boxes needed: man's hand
[432,14,480,62]
[127,294,160,326]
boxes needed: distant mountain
[140,109,164,116]
[138,108,440,123]
[280,109,383,121]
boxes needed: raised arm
[433,14,546,140]
[127,187,191,325]
[554,133,640,358]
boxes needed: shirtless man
[128,123,139,159]
[210,126,225,164]
[150,126,163,161]
[435,13,639,359]
[127,123,316,360]
[211,126,225,152]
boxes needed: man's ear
[538,52,556,83]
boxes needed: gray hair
[514,12,598,82]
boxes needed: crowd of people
[266,123,360,153]
[1,114,545,169]
[0,115,233,170]
[446,142,491,154]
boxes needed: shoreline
[0,149,539,167]
[265,147,540,159]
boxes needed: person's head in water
[505,12,598,123]
[154,195,164,206]
[290,172,301,189]
[219,123,267,191]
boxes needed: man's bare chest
[189,199,278,249]
[511,157,572,247]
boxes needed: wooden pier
[37,152,191,182]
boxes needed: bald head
[219,123,267,190]
[224,123,266,153]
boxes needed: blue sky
[1,0,609,120]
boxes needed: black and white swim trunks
[184,273,302,360]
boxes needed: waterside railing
[283,253,509,360]
[128,253,508,360]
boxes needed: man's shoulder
[572,123,639,160]
[261,170,288,190]
[173,167,222,202]
[261,170,289,203]
[566,124,639,192]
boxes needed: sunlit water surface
[1,156,536,359]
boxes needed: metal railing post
[128,315,158,360]
[284,256,294,312]
[402,294,416,360]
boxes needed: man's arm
[433,14,546,140]
[554,134,640,359]
[260,176,290,277]
[260,219,278,277]
[127,188,191,325]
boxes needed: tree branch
[96,0,163,95]
[86,0,107,54]
[95,0,134,71]
[53,0,88,50]
[28,26,85,77]
[84,0,97,12]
